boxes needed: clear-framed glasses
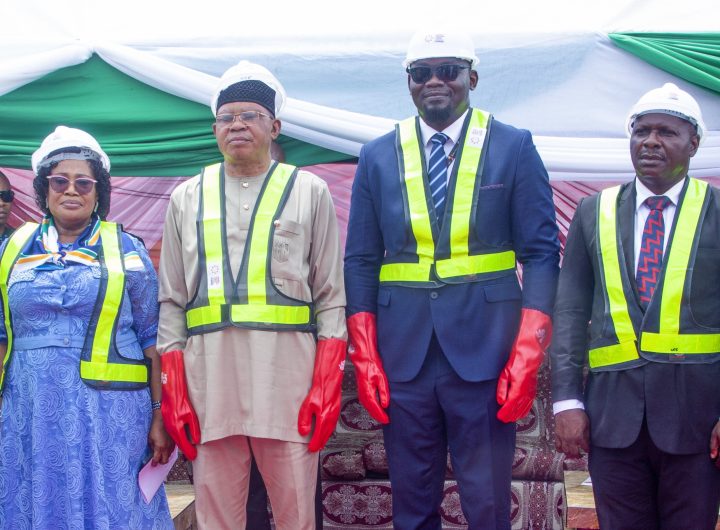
[46,175,98,195]
[406,63,470,84]
[215,111,273,126]
[0,190,14,202]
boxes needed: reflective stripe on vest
[590,178,717,369]
[185,163,313,332]
[591,186,640,368]
[0,222,148,391]
[379,109,516,284]
[80,222,149,387]
[640,179,720,354]
[0,223,38,391]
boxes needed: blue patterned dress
[0,227,173,529]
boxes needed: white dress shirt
[632,177,683,270]
[553,177,687,415]
[418,110,469,181]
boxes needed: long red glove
[347,312,390,424]
[298,338,347,452]
[496,308,552,423]
[161,350,201,460]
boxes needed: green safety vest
[590,178,720,369]
[379,108,516,285]
[0,221,149,391]
[185,162,314,334]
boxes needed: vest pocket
[271,219,302,276]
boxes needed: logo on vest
[468,127,485,147]
[209,264,222,288]
[273,238,290,263]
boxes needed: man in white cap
[344,30,560,528]
[552,82,720,528]
[157,60,346,529]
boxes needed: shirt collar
[634,177,685,212]
[418,109,469,148]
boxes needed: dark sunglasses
[407,63,470,84]
[0,190,14,203]
[46,175,98,195]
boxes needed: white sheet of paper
[138,446,178,504]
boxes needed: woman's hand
[148,411,175,465]
[144,345,175,465]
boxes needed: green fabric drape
[609,33,720,95]
[0,55,352,176]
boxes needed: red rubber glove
[347,312,390,424]
[161,350,201,460]
[496,308,552,423]
[298,338,347,452]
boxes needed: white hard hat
[210,60,286,117]
[403,29,479,69]
[626,82,706,144]
[31,126,110,175]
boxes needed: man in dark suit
[552,83,720,529]
[344,28,559,529]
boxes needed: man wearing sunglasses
[156,61,346,530]
[344,29,559,529]
[0,171,14,245]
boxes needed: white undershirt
[418,110,469,182]
[553,177,687,415]
[632,177,683,270]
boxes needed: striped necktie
[636,195,671,308]
[428,132,449,220]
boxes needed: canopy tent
[1,0,719,259]
[0,53,353,175]
[0,0,719,180]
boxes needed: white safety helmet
[626,82,706,144]
[210,60,286,118]
[403,29,479,69]
[31,126,110,175]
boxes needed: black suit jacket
[551,178,720,453]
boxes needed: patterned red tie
[636,195,671,307]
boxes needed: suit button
[430,291,439,300]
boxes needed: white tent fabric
[0,0,719,180]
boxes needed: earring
[94,202,99,212]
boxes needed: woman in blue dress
[0,126,174,529]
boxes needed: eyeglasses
[0,190,14,203]
[215,111,273,126]
[46,175,98,195]
[406,64,470,84]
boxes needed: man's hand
[496,308,552,423]
[161,350,201,460]
[554,409,590,458]
[709,419,720,470]
[347,312,390,424]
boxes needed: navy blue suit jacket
[344,114,560,383]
